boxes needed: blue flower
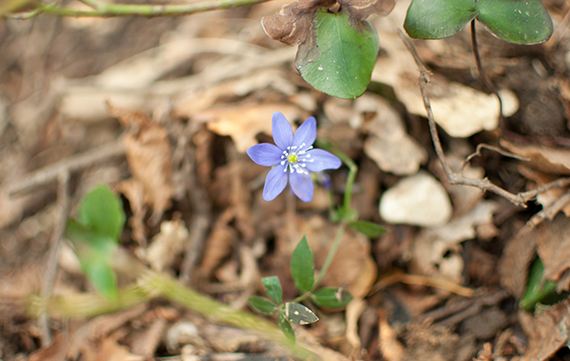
[247,112,342,202]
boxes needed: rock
[379,171,452,227]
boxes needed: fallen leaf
[536,215,570,292]
[108,103,174,222]
[498,223,537,298]
[379,171,452,227]
[358,94,427,175]
[513,300,570,361]
[115,179,147,246]
[501,139,570,175]
[194,103,301,152]
[130,316,167,357]
[145,220,189,272]
[82,334,144,361]
[518,166,570,216]
[28,332,69,361]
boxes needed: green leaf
[284,302,319,325]
[278,309,296,343]
[248,296,279,315]
[291,236,314,294]
[311,287,353,308]
[295,8,379,99]
[349,220,387,238]
[476,0,553,44]
[262,276,283,305]
[519,257,559,311]
[84,260,118,299]
[66,220,119,298]
[404,0,478,39]
[78,185,125,239]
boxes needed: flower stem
[12,0,270,19]
[315,140,358,219]
[314,222,345,288]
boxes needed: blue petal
[263,163,288,201]
[293,117,316,149]
[290,170,313,202]
[304,149,342,172]
[272,112,294,151]
[247,143,283,167]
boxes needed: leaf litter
[3,0,570,360]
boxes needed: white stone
[379,171,452,227]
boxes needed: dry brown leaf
[145,220,189,272]
[82,333,144,361]
[501,139,570,175]
[498,223,537,298]
[108,103,173,222]
[115,179,147,246]
[345,298,366,349]
[536,215,570,292]
[130,316,167,357]
[513,300,570,361]
[195,103,301,152]
[518,166,570,216]
[28,332,69,361]
[199,209,237,277]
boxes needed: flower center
[280,143,315,175]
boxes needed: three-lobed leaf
[262,276,283,304]
[349,220,387,238]
[66,185,126,299]
[476,0,553,44]
[311,287,353,308]
[284,302,319,325]
[291,236,315,294]
[278,310,296,343]
[248,296,279,315]
[404,0,553,44]
[78,185,125,239]
[296,8,379,99]
[404,0,477,39]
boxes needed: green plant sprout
[519,257,565,311]
[246,114,386,342]
[65,185,125,299]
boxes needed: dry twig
[8,139,125,197]
[397,30,570,208]
[38,171,70,346]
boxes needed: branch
[8,139,124,197]
[397,30,570,208]
[12,0,270,19]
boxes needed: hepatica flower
[247,112,341,202]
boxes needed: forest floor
[2,0,570,360]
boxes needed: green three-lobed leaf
[296,8,379,99]
[404,0,553,45]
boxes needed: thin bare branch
[8,139,125,197]
[462,143,530,171]
[397,30,569,209]
[38,170,70,346]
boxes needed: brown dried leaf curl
[262,0,394,46]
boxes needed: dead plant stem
[38,170,70,346]
[397,30,569,208]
